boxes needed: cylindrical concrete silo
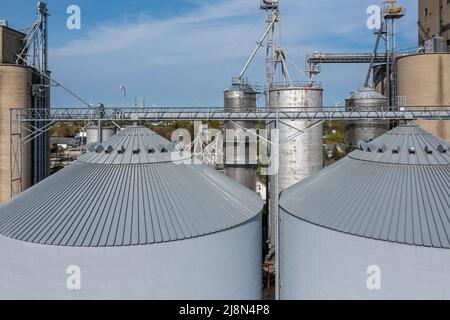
[0,126,263,299]
[267,84,323,250]
[223,80,259,191]
[0,65,33,203]
[397,53,450,141]
[280,125,450,299]
[86,126,117,145]
[345,87,390,151]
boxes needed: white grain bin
[279,125,450,299]
[267,83,323,251]
[0,126,263,299]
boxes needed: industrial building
[0,126,263,299]
[419,0,450,48]
[279,125,450,299]
[397,53,450,141]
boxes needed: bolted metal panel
[223,82,259,191]
[0,65,33,203]
[345,87,390,151]
[268,86,323,249]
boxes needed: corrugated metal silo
[267,83,323,250]
[0,126,263,299]
[345,87,390,151]
[86,126,117,145]
[279,125,450,299]
[223,80,259,190]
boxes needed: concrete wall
[280,211,450,300]
[397,53,450,141]
[419,0,450,45]
[0,26,26,64]
[0,215,262,300]
[0,65,33,203]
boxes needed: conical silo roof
[349,86,387,100]
[280,125,450,248]
[0,126,263,247]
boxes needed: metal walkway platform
[11,107,450,122]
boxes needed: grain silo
[345,87,390,151]
[0,126,263,299]
[223,80,259,190]
[397,53,450,141]
[0,25,34,203]
[267,83,323,250]
[279,125,450,299]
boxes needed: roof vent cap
[366,143,376,152]
[424,145,433,154]
[437,144,448,154]
[105,145,114,154]
[377,145,387,153]
[94,144,104,153]
[408,147,416,155]
[357,139,368,151]
[158,144,168,153]
[118,145,126,154]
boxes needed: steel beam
[10,107,450,122]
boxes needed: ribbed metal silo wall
[223,87,258,191]
[280,210,450,299]
[0,214,262,299]
[267,87,323,250]
[397,53,450,141]
[0,65,33,203]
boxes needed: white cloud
[49,0,419,107]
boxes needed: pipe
[364,20,384,88]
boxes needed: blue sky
[3,0,419,107]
